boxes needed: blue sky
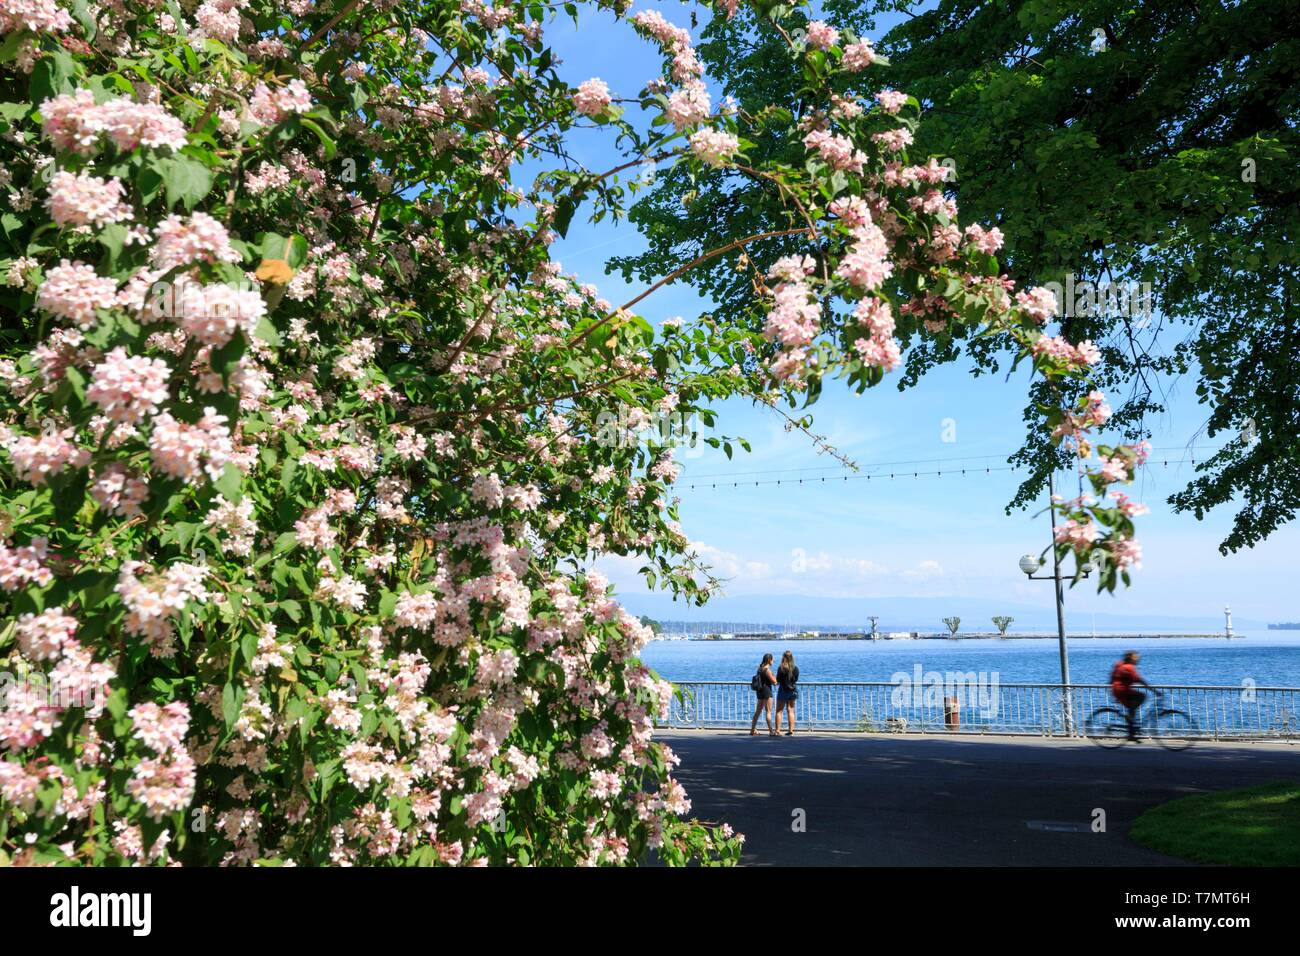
[536,3,1299,625]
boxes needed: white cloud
[902,559,944,580]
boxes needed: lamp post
[1019,473,1092,734]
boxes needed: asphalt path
[657,730,1300,866]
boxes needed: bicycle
[1084,690,1197,751]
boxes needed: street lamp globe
[1018,554,1042,576]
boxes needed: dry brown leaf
[256,258,295,284]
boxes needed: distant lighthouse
[1224,605,1234,640]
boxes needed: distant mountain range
[620,593,1265,633]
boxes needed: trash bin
[943,695,960,730]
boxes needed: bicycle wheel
[1085,707,1130,748]
[1152,708,1196,751]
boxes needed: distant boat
[1268,623,1300,630]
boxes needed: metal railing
[657,681,1300,740]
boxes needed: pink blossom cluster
[762,277,820,350]
[964,223,1004,254]
[0,643,114,752]
[907,188,955,218]
[1031,335,1101,368]
[649,453,680,483]
[631,10,702,83]
[804,21,839,50]
[476,648,519,687]
[872,127,914,153]
[86,347,171,424]
[390,424,428,461]
[90,462,149,517]
[1081,389,1112,426]
[841,40,878,71]
[1108,490,1149,517]
[876,89,909,114]
[15,607,78,661]
[1053,390,1113,445]
[4,426,90,485]
[204,493,257,555]
[0,0,73,33]
[167,280,267,346]
[804,128,866,174]
[1016,286,1059,323]
[0,761,42,810]
[0,536,53,590]
[1098,455,1131,483]
[148,407,234,484]
[835,222,893,290]
[1107,536,1142,570]
[851,297,901,371]
[505,482,542,511]
[1097,443,1149,486]
[1053,517,1097,550]
[470,471,504,508]
[194,0,247,43]
[689,128,739,167]
[769,255,816,284]
[829,195,873,228]
[666,81,711,130]
[150,212,241,271]
[126,751,196,821]
[394,591,439,631]
[128,701,191,753]
[572,78,611,118]
[41,91,189,155]
[45,170,134,228]
[315,564,368,611]
[36,259,118,328]
[244,162,292,195]
[116,560,211,657]
[248,80,313,125]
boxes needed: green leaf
[221,681,242,731]
[254,315,282,347]
[29,50,78,105]
[98,223,129,269]
[209,330,247,379]
[71,0,98,39]
[215,463,243,502]
[299,117,337,160]
[161,156,213,210]
[552,198,576,238]
[0,33,26,65]
[259,231,308,268]
[0,101,29,123]
[240,630,258,668]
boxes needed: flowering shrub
[0,0,1143,865]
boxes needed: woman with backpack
[750,653,777,736]
[774,650,800,736]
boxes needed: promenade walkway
[658,730,1300,866]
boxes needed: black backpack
[751,670,765,693]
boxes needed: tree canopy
[615,0,1299,554]
[0,0,1146,866]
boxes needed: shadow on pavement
[658,731,1300,866]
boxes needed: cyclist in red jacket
[1111,651,1154,741]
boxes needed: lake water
[642,631,1300,687]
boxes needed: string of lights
[677,444,1224,491]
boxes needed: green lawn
[1130,780,1300,866]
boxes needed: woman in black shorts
[750,653,777,736]
[774,650,800,736]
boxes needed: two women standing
[750,650,800,736]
